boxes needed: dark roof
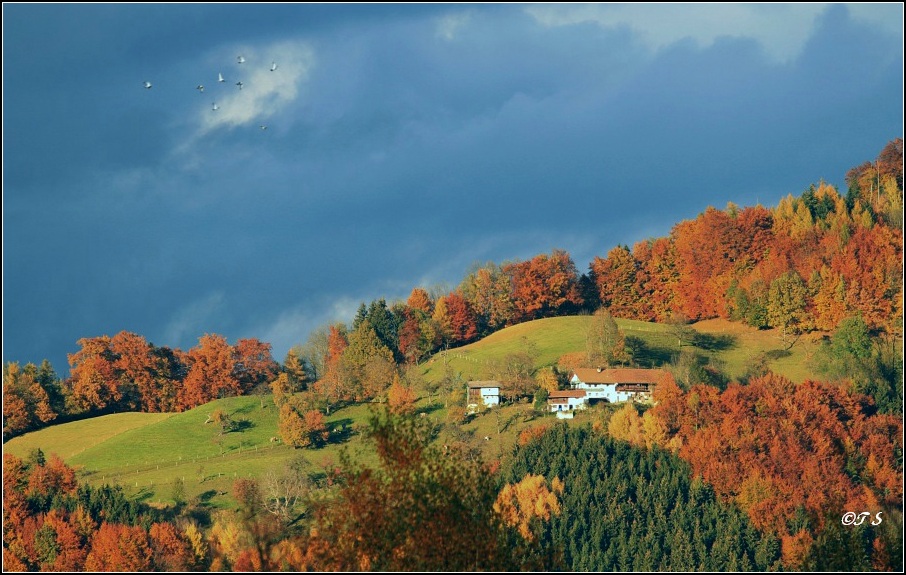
[548,389,587,399]
[467,380,502,389]
[616,383,654,393]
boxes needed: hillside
[420,315,824,384]
[3,392,545,509]
[6,396,377,509]
[4,412,174,460]
[4,315,827,510]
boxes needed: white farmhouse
[569,368,665,403]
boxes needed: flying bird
[212,102,219,111]
[143,81,152,89]
[196,85,204,93]
[260,125,268,130]
[270,62,277,72]
[235,81,243,90]
[218,72,225,83]
[237,55,246,64]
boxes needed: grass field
[4,395,387,509]
[419,315,823,385]
[4,412,175,460]
[3,315,825,509]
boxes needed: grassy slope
[3,316,824,508]
[4,412,174,460]
[420,316,823,384]
[4,395,385,509]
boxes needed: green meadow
[4,316,824,509]
[419,315,822,384]
[4,396,386,509]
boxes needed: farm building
[547,389,588,416]
[467,381,501,412]
[569,368,665,403]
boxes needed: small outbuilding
[467,381,501,412]
[547,389,588,413]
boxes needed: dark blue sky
[3,3,903,374]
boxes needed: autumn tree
[149,522,195,571]
[84,523,153,571]
[387,374,417,414]
[534,367,562,394]
[296,412,539,570]
[233,338,279,395]
[270,373,292,408]
[180,334,240,408]
[671,207,742,319]
[650,373,903,569]
[608,402,645,447]
[834,225,902,333]
[506,250,582,322]
[494,474,563,542]
[591,245,639,317]
[278,404,306,447]
[459,263,516,334]
[278,402,329,448]
[632,237,678,322]
[109,331,155,411]
[67,335,119,414]
[397,308,434,365]
[406,287,434,314]
[432,292,479,347]
[809,266,849,331]
[3,362,60,438]
[312,324,349,413]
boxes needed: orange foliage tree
[386,375,417,414]
[505,250,582,322]
[84,523,153,571]
[232,338,279,395]
[67,336,119,414]
[180,333,240,408]
[590,245,639,318]
[312,324,349,413]
[650,373,903,569]
[493,474,563,542]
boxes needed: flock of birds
[144,55,277,130]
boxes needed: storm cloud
[3,3,902,372]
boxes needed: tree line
[3,334,278,439]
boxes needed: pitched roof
[571,368,667,385]
[467,380,501,389]
[548,389,587,399]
